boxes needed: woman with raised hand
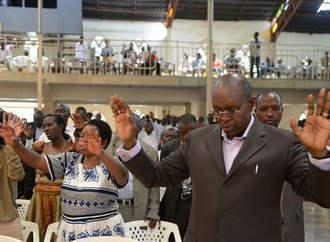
[25,114,72,241]
[0,113,128,242]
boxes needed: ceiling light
[318,0,330,12]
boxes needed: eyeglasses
[211,98,250,117]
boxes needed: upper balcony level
[0,35,329,111]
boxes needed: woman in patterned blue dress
[0,117,129,242]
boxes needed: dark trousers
[169,198,192,242]
[250,56,260,78]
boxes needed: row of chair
[0,235,137,242]
[16,199,182,242]
[6,220,181,242]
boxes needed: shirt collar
[221,114,255,141]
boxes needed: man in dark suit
[159,113,197,240]
[255,90,304,242]
[110,73,330,242]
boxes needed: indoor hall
[0,1,330,242]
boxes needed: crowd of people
[1,33,329,80]
[0,72,330,242]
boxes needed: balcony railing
[0,34,329,80]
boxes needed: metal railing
[0,34,329,80]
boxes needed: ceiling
[82,0,330,35]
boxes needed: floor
[304,202,330,242]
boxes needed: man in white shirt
[75,36,89,66]
[108,113,160,228]
[249,32,262,78]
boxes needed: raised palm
[290,88,330,156]
[0,113,17,145]
[109,95,137,148]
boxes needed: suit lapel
[225,120,267,180]
[207,125,226,175]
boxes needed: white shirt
[75,42,89,60]
[222,115,254,174]
[249,39,262,58]
[138,130,160,151]
[118,172,134,200]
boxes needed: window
[1,0,23,7]
[25,0,57,9]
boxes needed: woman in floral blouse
[0,115,128,242]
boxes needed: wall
[0,0,82,34]
[82,18,330,49]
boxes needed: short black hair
[0,108,7,146]
[43,114,71,140]
[255,90,282,109]
[179,113,197,129]
[87,119,112,149]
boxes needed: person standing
[255,90,304,242]
[0,110,25,240]
[108,113,160,229]
[25,114,72,241]
[250,32,262,78]
[159,113,197,241]
[110,73,330,242]
[0,117,128,242]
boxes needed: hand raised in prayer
[290,88,330,158]
[0,112,18,146]
[109,95,137,149]
[71,112,86,130]
[78,129,103,156]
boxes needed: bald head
[212,73,255,140]
[213,73,253,101]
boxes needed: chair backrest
[16,199,30,220]
[124,220,182,242]
[21,220,39,242]
[0,235,23,242]
[71,237,138,242]
[44,222,59,242]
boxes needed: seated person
[274,59,288,79]
[225,48,240,71]
[102,39,116,74]
[260,56,274,78]
[51,52,65,73]
[212,53,223,76]
[89,55,102,74]
[121,42,137,75]
[180,51,193,76]
[0,43,5,65]
[192,53,206,77]
[321,51,329,79]
[146,45,160,76]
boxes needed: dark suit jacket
[124,120,330,242]
[159,138,181,221]
[282,182,304,242]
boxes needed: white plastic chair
[124,220,182,242]
[71,237,138,242]
[16,199,30,220]
[44,222,59,242]
[21,220,39,242]
[0,235,23,242]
